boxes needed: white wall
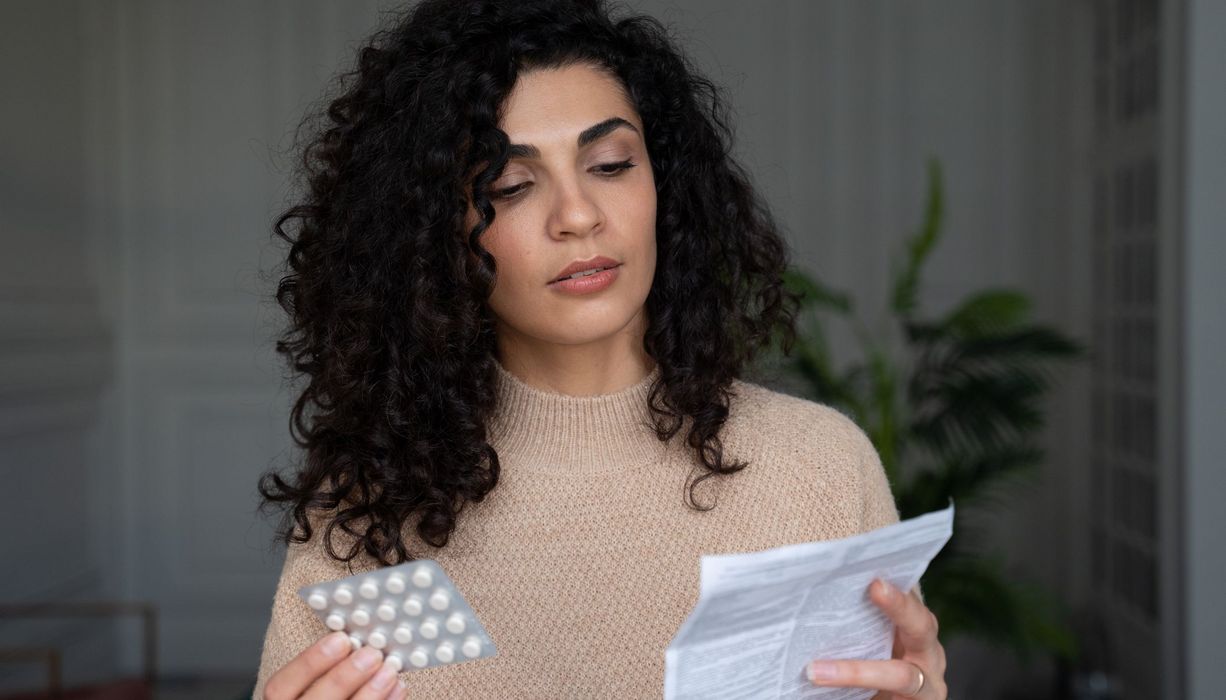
[0,0,120,689]
[1181,0,1226,696]
[100,0,408,679]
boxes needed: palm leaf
[942,289,1032,336]
[891,159,944,318]
[782,267,852,315]
[922,553,1078,663]
[909,365,1047,454]
[898,443,1044,518]
[953,327,1085,361]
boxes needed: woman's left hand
[805,578,948,699]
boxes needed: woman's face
[465,62,657,356]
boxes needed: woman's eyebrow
[507,117,639,159]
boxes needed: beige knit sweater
[252,361,903,698]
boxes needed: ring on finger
[905,666,925,697]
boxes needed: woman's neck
[492,305,655,397]
[486,357,666,474]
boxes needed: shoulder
[714,376,899,535]
[722,377,877,464]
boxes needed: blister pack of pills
[297,559,497,671]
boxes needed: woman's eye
[491,182,528,199]
[594,159,636,175]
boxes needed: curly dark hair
[258,0,802,568]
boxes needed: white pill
[358,578,380,599]
[428,589,450,611]
[385,573,406,594]
[332,586,354,605]
[384,653,404,672]
[393,624,413,644]
[350,608,370,626]
[419,618,439,639]
[307,591,329,610]
[445,613,466,634]
[461,636,482,658]
[411,566,433,588]
[376,602,397,621]
[402,596,423,616]
[367,630,387,649]
[435,641,455,663]
[325,612,346,631]
[409,647,430,668]
[349,634,363,651]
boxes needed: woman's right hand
[262,631,407,700]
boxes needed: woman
[253,0,948,698]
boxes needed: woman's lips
[547,264,622,295]
[551,255,622,282]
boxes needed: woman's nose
[548,178,605,238]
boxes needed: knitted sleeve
[852,422,900,533]
[252,524,375,699]
[252,540,323,699]
[845,414,927,605]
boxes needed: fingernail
[321,632,349,658]
[352,646,382,670]
[878,579,896,600]
[808,661,838,683]
[370,662,397,689]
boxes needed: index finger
[869,579,938,652]
[262,631,353,700]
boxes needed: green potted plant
[755,159,1085,666]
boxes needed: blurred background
[0,0,1221,698]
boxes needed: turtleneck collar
[487,359,667,474]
